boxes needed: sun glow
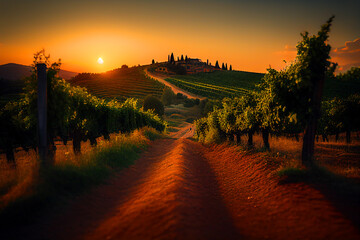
[97,57,104,64]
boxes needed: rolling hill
[0,63,78,107]
[0,63,77,80]
[165,70,264,99]
[68,66,165,101]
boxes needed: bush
[176,93,185,99]
[143,95,164,116]
[161,87,175,106]
[184,98,195,108]
[165,63,186,75]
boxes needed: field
[1,63,360,239]
[165,70,360,100]
[165,70,264,99]
[69,66,164,102]
[2,103,360,239]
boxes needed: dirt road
[144,69,206,100]
[5,124,360,239]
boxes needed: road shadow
[278,166,360,230]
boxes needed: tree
[121,64,128,69]
[299,16,334,167]
[229,65,232,71]
[225,63,228,70]
[222,63,225,70]
[261,16,335,167]
[143,95,164,116]
[170,53,175,63]
[185,55,188,62]
[207,59,209,65]
[215,61,220,69]
[181,55,184,61]
[152,59,155,64]
[337,67,360,82]
[161,87,176,106]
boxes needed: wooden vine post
[37,63,48,166]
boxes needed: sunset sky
[1,0,359,73]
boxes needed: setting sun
[97,57,104,64]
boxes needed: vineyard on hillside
[165,70,264,99]
[0,54,166,163]
[164,67,360,101]
[69,66,164,101]
[194,17,360,167]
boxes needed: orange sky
[1,0,359,73]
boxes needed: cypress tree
[152,59,155,64]
[170,53,175,63]
[222,63,225,70]
[225,63,228,70]
[215,60,219,68]
[181,55,184,61]
[229,65,232,71]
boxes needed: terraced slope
[165,70,264,99]
[69,67,164,101]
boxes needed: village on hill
[151,53,233,75]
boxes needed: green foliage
[323,67,360,99]
[0,50,166,161]
[337,67,360,82]
[143,95,164,116]
[195,17,355,157]
[161,87,176,106]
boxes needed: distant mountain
[0,63,78,80]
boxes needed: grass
[165,70,263,99]
[230,132,360,180]
[0,127,163,227]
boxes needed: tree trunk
[301,62,326,167]
[247,131,254,147]
[302,116,317,168]
[6,145,15,164]
[228,134,235,143]
[322,134,328,142]
[90,136,97,146]
[262,129,270,150]
[72,130,82,154]
[47,137,56,165]
[236,133,241,145]
[346,130,351,144]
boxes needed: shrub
[184,98,195,108]
[161,87,175,106]
[143,95,164,116]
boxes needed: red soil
[5,133,360,239]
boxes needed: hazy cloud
[331,38,360,72]
[276,38,360,73]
